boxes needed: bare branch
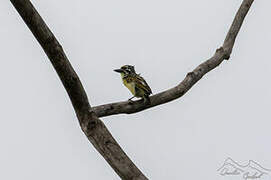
[10,0,255,179]
[92,0,254,118]
[11,0,89,116]
[10,0,147,179]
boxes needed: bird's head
[114,65,136,77]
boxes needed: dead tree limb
[10,0,254,179]
[92,0,254,118]
[10,0,147,179]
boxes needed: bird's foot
[128,99,135,104]
[142,96,151,105]
[128,96,136,101]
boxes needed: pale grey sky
[1,0,270,180]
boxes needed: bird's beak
[114,69,124,73]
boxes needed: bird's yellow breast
[122,78,136,95]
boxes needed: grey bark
[92,0,255,118]
[10,0,254,179]
[10,0,147,179]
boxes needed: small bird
[114,65,152,104]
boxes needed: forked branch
[10,0,254,179]
[10,0,147,179]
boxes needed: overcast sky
[1,0,270,180]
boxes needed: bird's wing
[134,75,152,95]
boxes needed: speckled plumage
[115,65,152,103]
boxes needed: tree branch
[92,0,254,118]
[10,0,147,179]
[11,0,89,116]
[11,0,254,179]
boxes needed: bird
[114,65,152,104]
